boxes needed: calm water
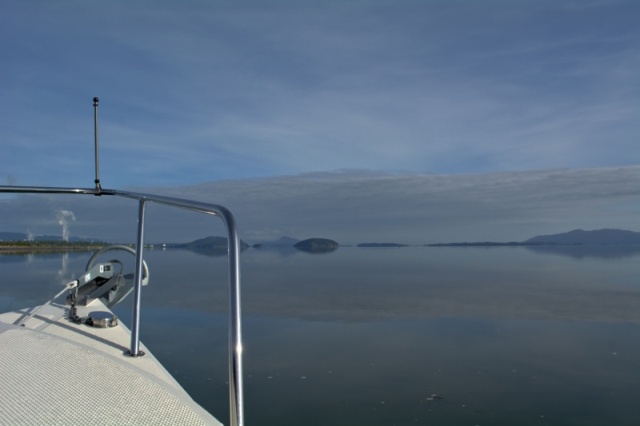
[2,246,639,425]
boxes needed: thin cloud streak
[2,167,637,245]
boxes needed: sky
[1,0,638,244]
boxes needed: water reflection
[126,246,640,323]
[525,244,640,259]
[2,247,639,425]
[57,252,70,285]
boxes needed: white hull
[0,299,222,425]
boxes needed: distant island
[428,242,535,247]
[428,229,640,247]
[294,238,339,253]
[357,243,409,248]
[167,236,250,256]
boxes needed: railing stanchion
[129,198,147,356]
[224,211,244,426]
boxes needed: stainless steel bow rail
[0,185,245,426]
[2,98,244,425]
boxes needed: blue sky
[1,1,638,243]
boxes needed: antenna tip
[93,97,99,105]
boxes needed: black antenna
[93,97,102,192]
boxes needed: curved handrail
[0,185,244,426]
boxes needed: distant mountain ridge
[524,229,640,245]
[0,232,27,241]
[173,236,250,250]
[429,229,640,247]
[259,236,300,247]
[0,231,96,243]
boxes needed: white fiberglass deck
[0,300,222,426]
